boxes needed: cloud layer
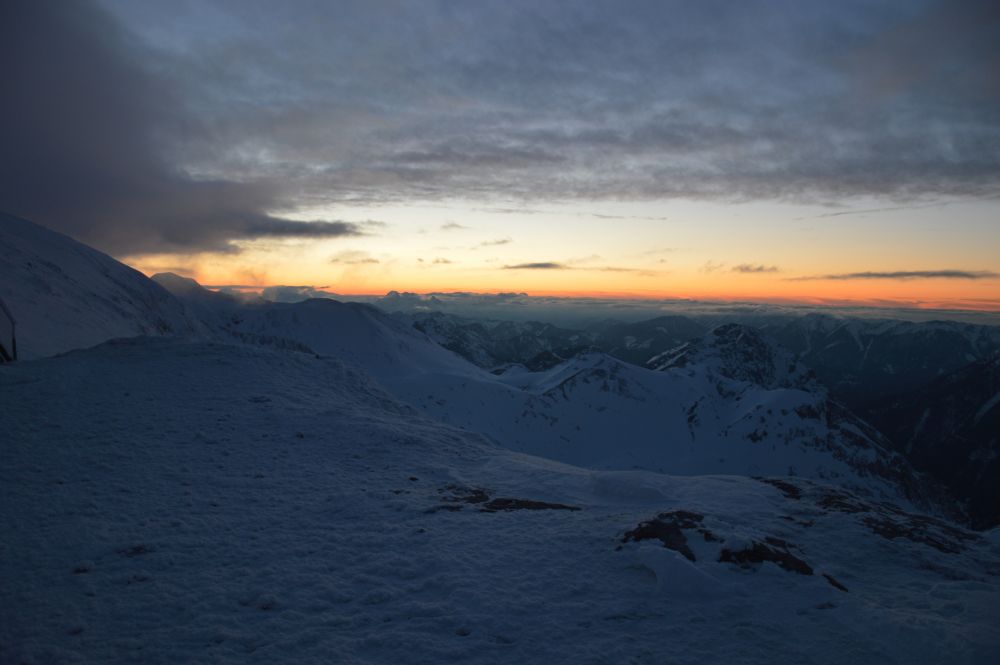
[732,264,780,274]
[0,2,372,254]
[504,262,566,270]
[3,0,1000,256]
[792,270,999,281]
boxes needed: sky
[2,0,999,310]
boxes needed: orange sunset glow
[124,195,1000,313]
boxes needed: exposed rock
[433,485,580,513]
[620,511,718,562]
[480,498,580,512]
[719,541,813,576]
[822,573,848,592]
[757,477,802,500]
[816,490,871,514]
[862,513,980,554]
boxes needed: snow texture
[3,338,999,664]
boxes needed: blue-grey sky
[2,0,998,307]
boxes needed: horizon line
[198,284,1000,315]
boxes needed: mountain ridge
[0,212,204,359]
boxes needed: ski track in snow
[3,338,999,664]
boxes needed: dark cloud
[500,260,656,274]
[732,264,779,274]
[391,143,563,168]
[503,262,567,270]
[792,270,999,281]
[0,1,365,255]
[432,258,453,265]
[244,218,365,238]
[169,0,996,204]
[5,0,1000,257]
[440,222,469,231]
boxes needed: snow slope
[647,323,814,390]
[399,311,709,370]
[223,298,481,381]
[388,350,941,510]
[163,291,941,509]
[0,213,203,359]
[2,338,997,664]
[401,311,592,369]
[761,313,1000,409]
[151,272,244,329]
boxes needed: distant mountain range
[394,307,1000,526]
[149,288,957,520]
[866,352,1000,530]
[3,213,998,527]
[396,308,1000,411]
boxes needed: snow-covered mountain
[399,309,1000,414]
[204,292,943,511]
[222,298,481,381]
[402,311,590,369]
[3,337,997,663]
[760,313,1000,409]
[151,272,244,327]
[391,347,945,512]
[0,212,203,359]
[399,310,707,369]
[647,322,814,390]
[867,352,1000,529]
[582,314,709,365]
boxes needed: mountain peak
[648,323,814,390]
[152,272,209,296]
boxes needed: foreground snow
[2,338,997,664]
